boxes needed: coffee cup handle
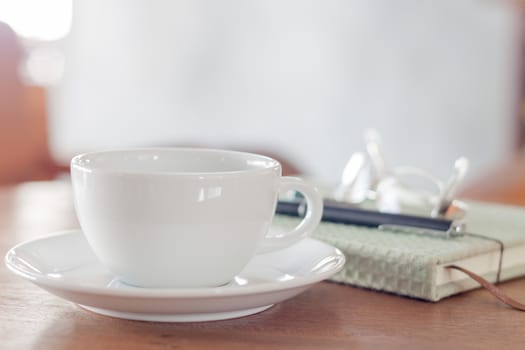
[257,177,323,254]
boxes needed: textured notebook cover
[274,201,525,301]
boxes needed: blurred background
[1,0,525,204]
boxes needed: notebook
[274,201,525,301]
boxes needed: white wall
[49,0,521,185]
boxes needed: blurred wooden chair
[461,151,525,206]
[0,22,65,185]
[460,4,525,206]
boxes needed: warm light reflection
[0,0,72,41]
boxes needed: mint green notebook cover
[274,201,525,301]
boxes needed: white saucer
[5,230,345,322]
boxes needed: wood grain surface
[1,181,525,350]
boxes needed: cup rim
[70,147,281,176]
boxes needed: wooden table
[1,181,525,350]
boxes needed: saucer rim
[5,230,345,299]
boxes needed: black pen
[276,199,461,238]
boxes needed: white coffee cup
[71,148,323,288]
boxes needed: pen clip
[378,219,465,239]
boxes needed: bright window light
[0,0,72,41]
